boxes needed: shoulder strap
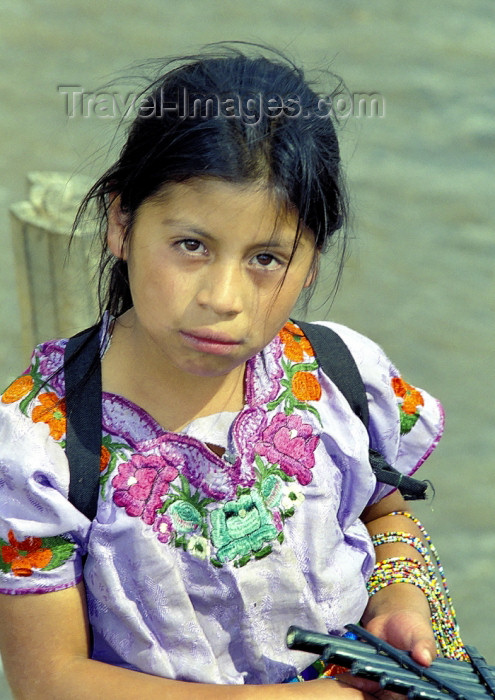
[295,321,370,428]
[64,324,102,521]
[294,320,427,501]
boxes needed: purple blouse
[0,319,443,684]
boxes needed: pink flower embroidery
[37,342,65,395]
[272,510,283,532]
[153,515,174,544]
[112,454,179,525]
[255,413,319,485]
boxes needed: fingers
[410,637,436,666]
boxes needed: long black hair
[73,43,349,319]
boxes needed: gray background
[0,1,493,696]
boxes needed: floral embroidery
[267,359,322,422]
[391,377,425,434]
[255,413,319,485]
[99,435,133,499]
[0,530,75,577]
[100,445,111,472]
[36,341,66,395]
[266,322,322,423]
[279,321,315,362]
[2,356,58,422]
[291,371,322,402]
[32,392,66,441]
[187,535,211,560]
[210,490,279,566]
[112,454,180,525]
[153,514,174,543]
[168,500,203,533]
[1,375,34,404]
[3,319,322,570]
[2,353,69,445]
[158,473,215,537]
[103,321,322,567]
[254,454,305,518]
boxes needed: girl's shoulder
[288,320,444,501]
[279,319,402,404]
[293,319,428,409]
[0,336,68,441]
[1,316,111,425]
[4,335,67,391]
[302,320,393,370]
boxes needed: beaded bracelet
[371,531,429,559]
[367,514,468,661]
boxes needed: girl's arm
[0,584,374,700]
[361,490,437,666]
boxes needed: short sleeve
[0,400,91,595]
[313,322,444,504]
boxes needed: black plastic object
[287,624,495,699]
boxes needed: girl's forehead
[149,177,281,208]
[144,177,304,238]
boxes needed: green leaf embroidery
[0,539,10,573]
[41,536,76,571]
[253,545,272,560]
[399,409,420,435]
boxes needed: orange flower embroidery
[279,321,315,362]
[32,392,66,440]
[2,530,52,577]
[292,371,322,402]
[322,663,349,677]
[391,377,424,415]
[1,375,34,404]
[100,445,111,472]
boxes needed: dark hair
[74,43,349,318]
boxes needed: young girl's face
[108,178,316,380]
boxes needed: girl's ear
[107,195,130,260]
[304,252,320,288]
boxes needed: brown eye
[177,239,207,255]
[253,253,281,270]
[182,239,201,251]
[257,254,274,265]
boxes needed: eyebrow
[162,219,294,249]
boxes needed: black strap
[64,325,102,521]
[295,320,428,501]
[296,321,370,428]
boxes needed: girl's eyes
[176,239,207,255]
[174,239,283,270]
[252,253,282,270]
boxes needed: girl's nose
[196,263,244,316]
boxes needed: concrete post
[10,172,99,356]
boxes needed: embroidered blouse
[0,319,443,684]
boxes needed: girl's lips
[179,330,242,355]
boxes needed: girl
[0,45,464,698]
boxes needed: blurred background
[0,0,493,696]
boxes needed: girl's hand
[364,604,436,667]
[341,586,437,699]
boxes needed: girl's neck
[101,314,246,433]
